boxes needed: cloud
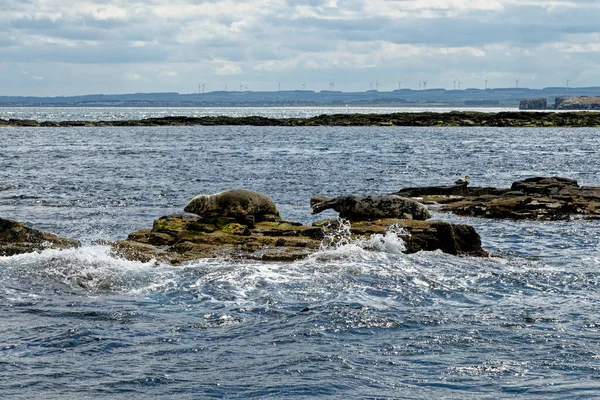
[124,72,142,81]
[212,60,242,76]
[158,70,178,78]
[1,0,600,95]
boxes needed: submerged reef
[3,111,600,127]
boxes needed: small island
[520,96,600,110]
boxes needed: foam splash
[308,219,407,262]
[0,245,178,294]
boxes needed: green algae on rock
[112,213,488,264]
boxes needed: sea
[1,106,600,399]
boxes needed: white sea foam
[0,245,180,294]
[306,219,407,263]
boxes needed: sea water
[1,118,600,398]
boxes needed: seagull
[455,175,471,186]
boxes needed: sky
[2,0,600,96]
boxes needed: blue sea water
[1,111,600,398]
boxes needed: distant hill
[3,87,600,107]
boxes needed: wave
[0,245,175,294]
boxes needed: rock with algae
[113,198,487,264]
[0,218,79,256]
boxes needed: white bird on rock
[455,175,471,186]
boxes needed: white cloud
[2,0,600,95]
[158,70,178,78]
[124,72,142,80]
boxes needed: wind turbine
[369,81,374,90]
[302,83,306,90]
[418,82,422,90]
[277,82,281,91]
[398,81,402,89]
[515,78,519,89]
[458,81,462,90]
[566,78,570,89]
[453,80,457,91]
[375,81,379,91]
[422,80,427,90]
[485,77,488,90]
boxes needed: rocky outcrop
[112,213,488,263]
[398,177,600,221]
[111,190,488,263]
[0,218,79,256]
[519,98,547,110]
[3,111,600,128]
[554,96,600,110]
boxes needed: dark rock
[398,176,600,221]
[511,176,578,195]
[113,213,487,264]
[0,218,79,256]
[395,184,470,197]
[519,98,547,110]
[4,111,600,128]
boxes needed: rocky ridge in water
[0,218,79,256]
[2,111,600,127]
[397,176,600,221]
[9,177,597,262]
[0,189,488,261]
[112,214,487,263]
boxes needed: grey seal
[310,194,431,220]
[184,189,281,222]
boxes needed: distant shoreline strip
[2,112,600,127]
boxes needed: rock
[395,184,470,197]
[184,189,281,222]
[398,176,600,221]
[510,176,578,195]
[320,218,488,257]
[554,96,600,110]
[112,213,487,264]
[519,98,547,110]
[0,218,79,256]
[3,111,600,128]
[310,194,431,220]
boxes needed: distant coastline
[4,86,600,108]
[2,111,600,127]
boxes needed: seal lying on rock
[184,189,281,222]
[310,194,431,220]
